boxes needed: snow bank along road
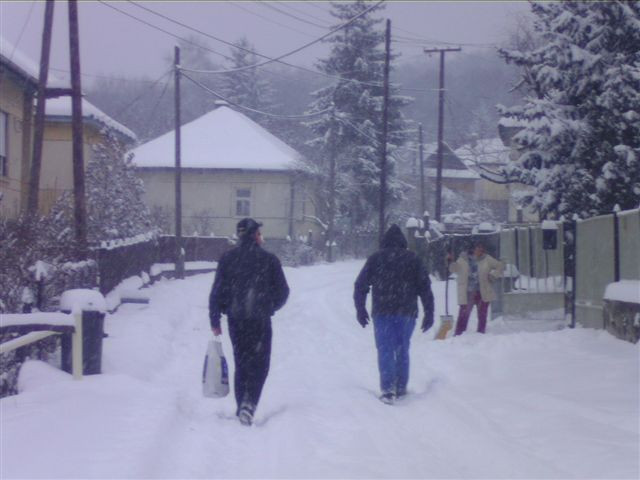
[2,260,638,479]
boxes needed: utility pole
[68,0,87,257]
[418,122,425,218]
[379,19,391,245]
[424,46,461,222]
[174,46,185,279]
[327,109,337,262]
[27,0,55,216]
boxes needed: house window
[0,111,7,177]
[235,188,251,216]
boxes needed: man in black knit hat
[209,218,289,426]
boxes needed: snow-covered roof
[132,106,301,171]
[45,97,137,142]
[425,168,480,179]
[455,138,511,167]
[0,36,68,89]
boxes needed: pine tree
[498,1,640,218]
[305,0,412,231]
[49,127,155,243]
[221,38,279,130]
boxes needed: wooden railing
[0,312,84,380]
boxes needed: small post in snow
[72,311,83,380]
[174,46,185,279]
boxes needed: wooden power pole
[379,19,391,245]
[27,0,55,216]
[68,0,88,257]
[424,46,460,222]
[418,122,425,218]
[327,109,337,263]
[174,46,185,279]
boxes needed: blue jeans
[372,315,416,395]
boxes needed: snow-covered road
[2,260,638,479]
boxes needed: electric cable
[181,72,332,119]
[9,0,36,60]
[176,0,386,75]
[258,3,329,29]
[96,1,235,62]
[114,69,173,118]
[230,2,316,38]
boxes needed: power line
[257,2,329,29]
[230,2,316,38]
[177,0,387,75]
[181,72,332,119]
[9,0,37,60]
[104,0,433,94]
[128,0,315,64]
[96,1,234,62]
[115,69,173,118]
[147,72,172,123]
[49,66,173,84]
[278,3,333,27]
[126,0,399,91]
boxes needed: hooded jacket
[209,237,289,329]
[354,225,434,319]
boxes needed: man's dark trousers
[228,316,272,415]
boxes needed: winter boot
[379,392,395,405]
[238,402,255,426]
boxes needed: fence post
[72,311,83,380]
[613,206,620,282]
[571,227,576,328]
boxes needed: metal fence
[414,208,639,331]
[496,209,639,329]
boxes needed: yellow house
[1,37,136,218]
[0,38,40,218]
[132,105,319,241]
[40,97,136,213]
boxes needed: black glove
[357,309,369,328]
[421,314,434,333]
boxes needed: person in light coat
[447,241,504,335]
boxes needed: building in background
[0,38,43,218]
[1,37,136,218]
[132,104,318,242]
[40,97,136,213]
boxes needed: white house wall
[138,169,318,240]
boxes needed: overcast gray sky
[1,1,531,84]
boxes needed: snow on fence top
[60,289,107,314]
[131,106,301,170]
[0,36,68,89]
[46,97,137,142]
[541,220,559,230]
[604,281,640,304]
[98,231,156,250]
[1,312,74,329]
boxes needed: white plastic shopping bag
[202,337,229,398]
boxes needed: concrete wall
[137,168,319,240]
[0,70,33,219]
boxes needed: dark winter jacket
[354,225,434,319]
[209,239,289,329]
